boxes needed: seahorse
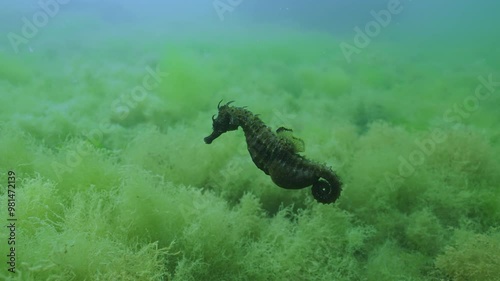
[204,101,342,204]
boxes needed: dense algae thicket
[1,22,500,281]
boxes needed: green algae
[0,19,499,281]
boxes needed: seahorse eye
[215,114,229,128]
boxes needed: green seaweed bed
[1,15,499,281]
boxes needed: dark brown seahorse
[204,101,342,204]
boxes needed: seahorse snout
[204,130,223,144]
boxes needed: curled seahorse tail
[312,170,342,204]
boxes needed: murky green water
[1,1,499,280]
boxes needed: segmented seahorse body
[204,101,342,204]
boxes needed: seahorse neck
[232,108,266,133]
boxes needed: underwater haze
[1,0,500,280]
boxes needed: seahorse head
[204,100,239,144]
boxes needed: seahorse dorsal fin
[276,127,305,152]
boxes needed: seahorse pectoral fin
[276,127,305,153]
